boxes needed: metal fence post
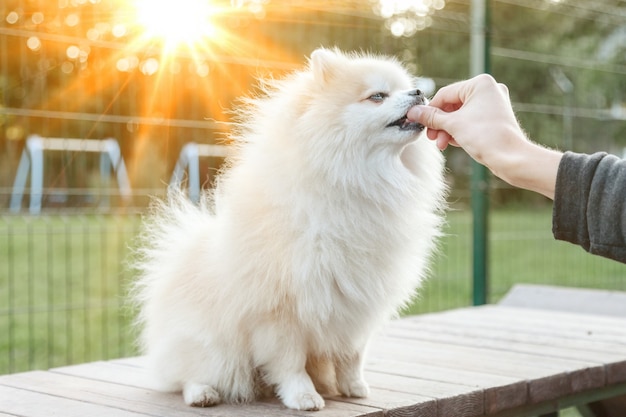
[470,0,491,305]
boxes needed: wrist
[487,135,562,199]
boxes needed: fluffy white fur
[131,48,447,411]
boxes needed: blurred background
[1,0,625,379]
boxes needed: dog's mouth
[386,114,425,131]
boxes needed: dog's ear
[310,48,343,84]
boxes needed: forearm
[480,133,562,200]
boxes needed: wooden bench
[498,284,626,416]
[1,286,625,417]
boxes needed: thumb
[406,105,447,131]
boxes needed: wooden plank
[364,370,483,417]
[395,306,626,351]
[52,361,153,389]
[330,387,437,417]
[365,357,528,414]
[55,361,448,416]
[371,330,605,379]
[389,319,626,361]
[59,357,479,417]
[56,359,440,416]
[0,384,149,417]
[393,314,626,355]
[499,284,626,318]
[499,285,626,417]
[55,359,474,417]
[367,335,602,405]
[55,357,486,416]
[1,370,381,417]
[421,306,626,343]
[55,360,435,416]
[1,370,217,417]
[110,356,147,368]
[488,382,626,417]
[383,320,626,386]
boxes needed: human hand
[407,74,523,158]
[407,74,562,199]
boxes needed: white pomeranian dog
[132,48,447,411]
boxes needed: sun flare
[133,0,219,48]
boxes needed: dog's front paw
[338,378,370,398]
[183,382,221,407]
[282,390,325,411]
[273,370,325,410]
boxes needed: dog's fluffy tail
[128,188,216,347]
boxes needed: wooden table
[1,304,625,417]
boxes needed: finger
[436,137,450,150]
[407,105,448,131]
[428,129,452,144]
[427,81,466,110]
[447,138,461,148]
[497,82,509,96]
[427,75,485,109]
[425,128,455,150]
[429,73,500,110]
[426,128,439,141]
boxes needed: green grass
[1,208,625,375]
[404,207,626,315]
[0,214,141,374]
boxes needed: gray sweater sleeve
[553,151,626,263]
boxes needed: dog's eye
[367,92,388,103]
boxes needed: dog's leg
[252,327,325,411]
[306,355,338,396]
[274,368,325,411]
[146,338,226,407]
[335,350,370,398]
[183,382,221,407]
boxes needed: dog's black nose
[408,89,426,105]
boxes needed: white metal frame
[169,142,229,203]
[10,135,132,213]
